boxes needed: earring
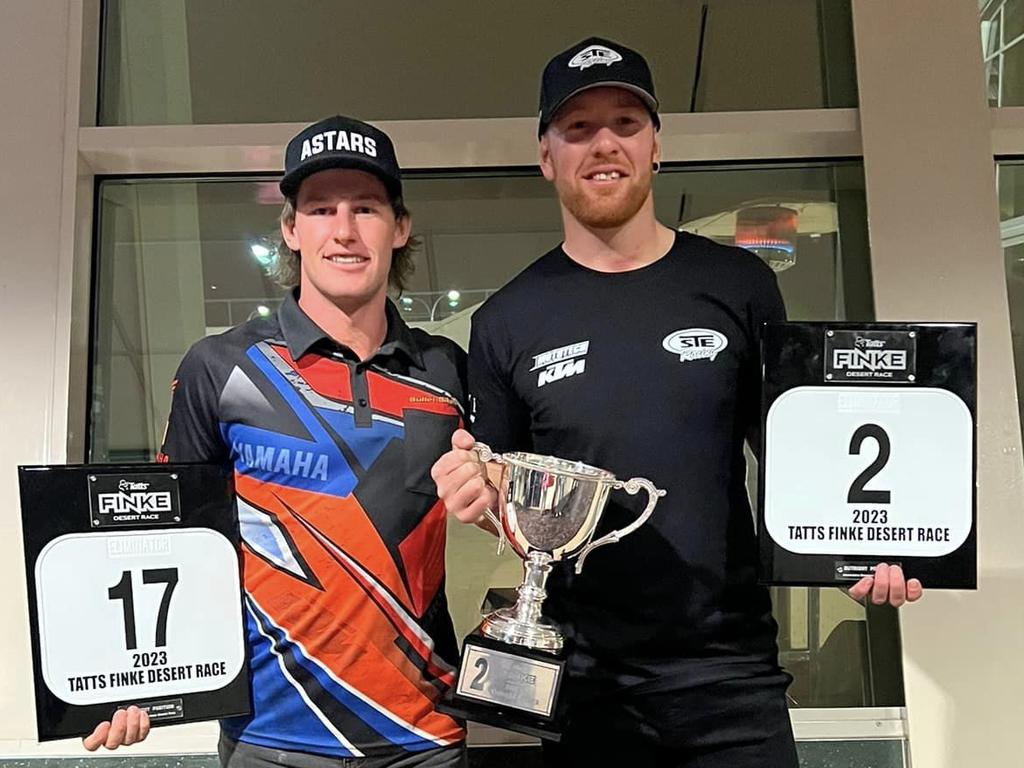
[652,161,661,174]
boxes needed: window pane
[99,0,857,126]
[798,740,906,768]
[981,0,1024,105]
[997,162,1024,435]
[90,162,894,710]
[1006,1,1024,47]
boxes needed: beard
[555,168,653,229]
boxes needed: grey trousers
[218,734,468,768]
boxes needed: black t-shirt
[469,232,786,697]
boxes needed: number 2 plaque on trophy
[19,463,251,740]
[757,322,977,588]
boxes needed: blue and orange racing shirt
[158,290,466,757]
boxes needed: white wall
[0,0,76,750]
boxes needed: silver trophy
[474,443,665,653]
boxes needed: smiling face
[281,168,410,313]
[539,86,660,229]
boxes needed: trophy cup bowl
[474,443,666,653]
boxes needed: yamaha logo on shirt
[568,45,623,70]
[662,328,728,363]
[531,340,589,387]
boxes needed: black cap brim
[540,82,660,136]
[279,155,402,201]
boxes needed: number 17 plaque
[757,322,977,589]
[19,463,251,740]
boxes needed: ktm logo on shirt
[538,358,585,387]
[531,340,589,388]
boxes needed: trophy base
[439,627,569,741]
[480,607,564,651]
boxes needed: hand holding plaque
[439,443,665,738]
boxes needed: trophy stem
[513,551,553,625]
[480,550,563,651]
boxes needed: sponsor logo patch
[662,328,728,363]
[531,341,590,387]
[88,473,181,527]
[568,45,623,70]
[825,329,917,383]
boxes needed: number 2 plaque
[757,322,977,588]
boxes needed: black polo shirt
[158,290,467,757]
[469,232,787,701]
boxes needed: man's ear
[392,213,412,249]
[539,134,556,182]
[281,212,300,252]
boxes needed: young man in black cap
[84,116,468,767]
[432,38,921,767]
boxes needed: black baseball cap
[538,37,660,136]
[279,115,402,200]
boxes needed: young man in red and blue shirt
[87,115,468,768]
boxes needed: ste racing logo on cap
[568,45,623,70]
[662,329,728,363]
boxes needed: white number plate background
[35,528,245,705]
[456,645,560,717]
[765,386,972,557]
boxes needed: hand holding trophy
[437,438,665,738]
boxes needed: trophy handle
[470,442,508,556]
[573,478,666,574]
[481,507,507,556]
[472,441,503,464]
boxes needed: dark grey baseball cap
[538,37,660,136]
